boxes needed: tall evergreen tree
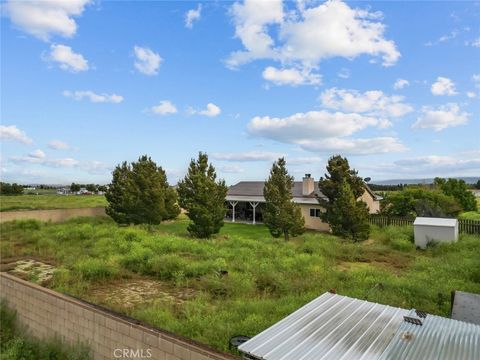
[318,155,370,241]
[177,152,228,238]
[106,155,179,224]
[263,158,305,241]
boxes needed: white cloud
[473,74,480,89]
[133,46,162,75]
[151,100,177,115]
[466,92,477,98]
[337,68,350,79]
[465,37,480,47]
[425,29,460,46]
[29,149,46,159]
[413,103,469,131]
[48,140,70,150]
[287,156,322,165]
[46,44,89,72]
[246,108,407,155]
[431,76,457,96]
[10,155,80,168]
[319,88,413,117]
[185,4,202,29]
[393,155,480,174]
[298,137,407,155]
[365,151,480,179]
[189,103,222,117]
[0,125,33,144]
[219,165,245,174]
[227,0,400,75]
[63,90,123,103]
[2,0,91,41]
[262,66,321,86]
[211,151,283,162]
[393,78,409,90]
[248,111,379,142]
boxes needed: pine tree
[177,152,228,238]
[318,155,370,241]
[263,158,305,241]
[106,155,179,224]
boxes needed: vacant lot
[0,195,107,212]
[1,216,479,353]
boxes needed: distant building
[226,174,380,231]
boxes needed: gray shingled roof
[227,181,326,199]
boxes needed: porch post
[249,202,259,224]
[229,201,238,222]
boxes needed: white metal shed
[413,217,458,249]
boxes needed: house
[238,291,480,360]
[226,174,380,231]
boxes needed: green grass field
[1,216,479,353]
[0,195,107,212]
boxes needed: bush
[74,258,119,280]
[0,302,90,360]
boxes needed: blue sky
[1,0,479,185]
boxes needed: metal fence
[368,216,480,234]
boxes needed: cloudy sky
[1,0,479,185]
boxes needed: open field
[0,195,107,212]
[1,216,479,353]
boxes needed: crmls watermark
[113,348,152,358]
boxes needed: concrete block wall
[0,273,237,360]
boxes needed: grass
[0,301,90,360]
[1,216,479,353]
[0,195,107,212]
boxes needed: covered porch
[225,199,265,224]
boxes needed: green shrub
[74,258,119,280]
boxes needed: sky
[1,0,479,186]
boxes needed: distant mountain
[371,177,480,186]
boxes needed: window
[310,208,321,217]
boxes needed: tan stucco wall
[360,191,380,214]
[0,207,106,223]
[0,273,236,360]
[299,205,330,231]
[298,189,380,231]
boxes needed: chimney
[302,174,314,196]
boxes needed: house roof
[226,181,381,204]
[227,181,326,199]
[413,217,458,227]
[238,292,480,360]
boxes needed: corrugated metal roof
[239,292,480,360]
[238,292,409,360]
[379,309,480,360]
[413,217,458,227]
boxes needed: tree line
[105,153,371,241]
[0,182,24,195]
[380,177,477,218]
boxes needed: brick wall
[0,273,237,360]
[0,207,106,223]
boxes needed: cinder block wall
[0,207,106,223]
[0,273,237,360]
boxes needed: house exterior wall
[360,191,380,214]
[299,205,330,231]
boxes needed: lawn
[0,195,107,212]
[1,216,479,354]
